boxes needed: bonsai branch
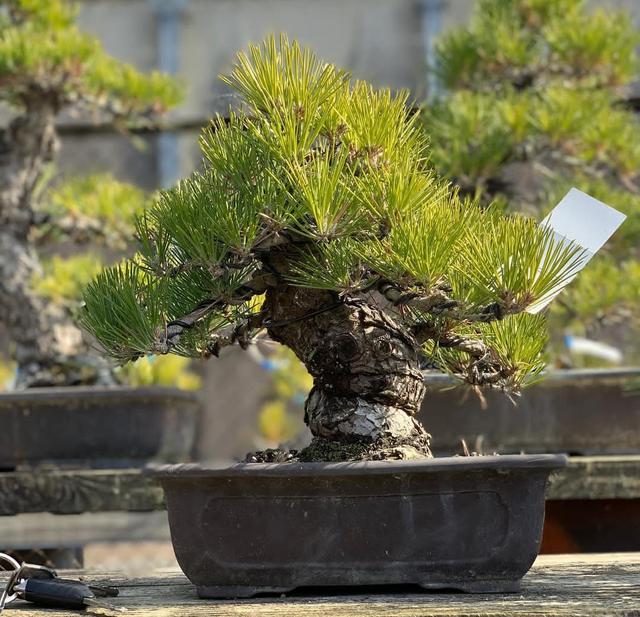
[156,271,273,352]
[376,280,503,322]
[437,332,516,388]
[202,311,266,358]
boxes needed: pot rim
[147,453,567,479]
[0,384,200,404]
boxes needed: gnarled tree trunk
[263,284,432,460]
[0,103,114,388]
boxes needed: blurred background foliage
[422,0,640,366]
[0,0,182,115]
[0,0,188,389]
[256,346,310,446]
[0,173,199,391]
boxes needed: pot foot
[420,579,521,593]
[196,585,295,599]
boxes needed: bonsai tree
[423,0,640,364]
[0,0,182,387]
[81,36,587,461]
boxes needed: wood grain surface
[1,553,639,616]
[0,469,165,516]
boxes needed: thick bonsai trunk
[264,285,431,460]
[0,103,114,388]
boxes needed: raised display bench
[1,553,639,616]
[2,455,639,514]
[2,456,640,554]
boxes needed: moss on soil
[245,434,432,463]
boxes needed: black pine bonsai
[81,36,587,461]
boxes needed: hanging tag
[526,188,626,313]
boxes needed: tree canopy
[0,0,181,115]
[82,35,587,392]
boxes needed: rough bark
[263,284,432,460]
[0,102,114,388]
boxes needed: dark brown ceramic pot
[420,369,640,456]
[0,386,201,469]
[152,454,565,598]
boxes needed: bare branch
[377,280,503,323]
[203,311,265,358]
[155,271,274,352]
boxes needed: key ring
[0,552,21,612]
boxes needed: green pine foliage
[0,0,182,114]
[425,0,640,363]
[81,35,588,391]
[30,174,201,388]
[424,313,548,389]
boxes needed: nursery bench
[1,455,639,516]
[1,552,639,616]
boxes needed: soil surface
[245,434,433,463]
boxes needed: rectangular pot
[151,454,566,597]
[421,369,640,455]
[0,386,201,469]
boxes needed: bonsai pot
[421,368,640,455]
[0,386,201,470]
[152,454,565,598]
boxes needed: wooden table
[1,553,639,616]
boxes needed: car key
[13,577,124,612]
[0,554,57,612]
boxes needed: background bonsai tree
[0,173,201,391]
[0,0,183,387]
[82,36,586,461]
[423,0,640,365]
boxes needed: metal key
[0,553,21,612]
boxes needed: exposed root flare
[244,434,433,464]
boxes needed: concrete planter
[152,455,565,598]
[0,386,201,470]
[420,369,640,456]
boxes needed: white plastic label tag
[526,188,626,314]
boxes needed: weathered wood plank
[0,511,170,548]
[2,456,640,517]
[547,456,640,500]
[0,469,165,515]
[1,553,639,616]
